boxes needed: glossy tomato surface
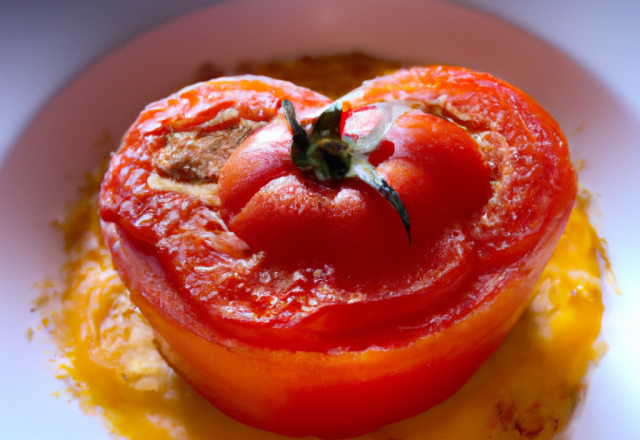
[100,67,576,438]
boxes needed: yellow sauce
[41,54,606,440]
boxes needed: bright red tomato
[100,67,576,439]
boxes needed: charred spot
[154,120,262,184]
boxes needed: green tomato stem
[282,99,411,244]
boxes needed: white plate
[1,1,638,439]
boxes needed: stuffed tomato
[99,67,576,439]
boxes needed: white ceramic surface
[1,1,638,439]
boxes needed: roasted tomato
[99,67,576,439]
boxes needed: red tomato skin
[102,211,555,438]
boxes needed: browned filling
[154,120,262,183]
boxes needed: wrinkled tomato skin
[99,68,576,439]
